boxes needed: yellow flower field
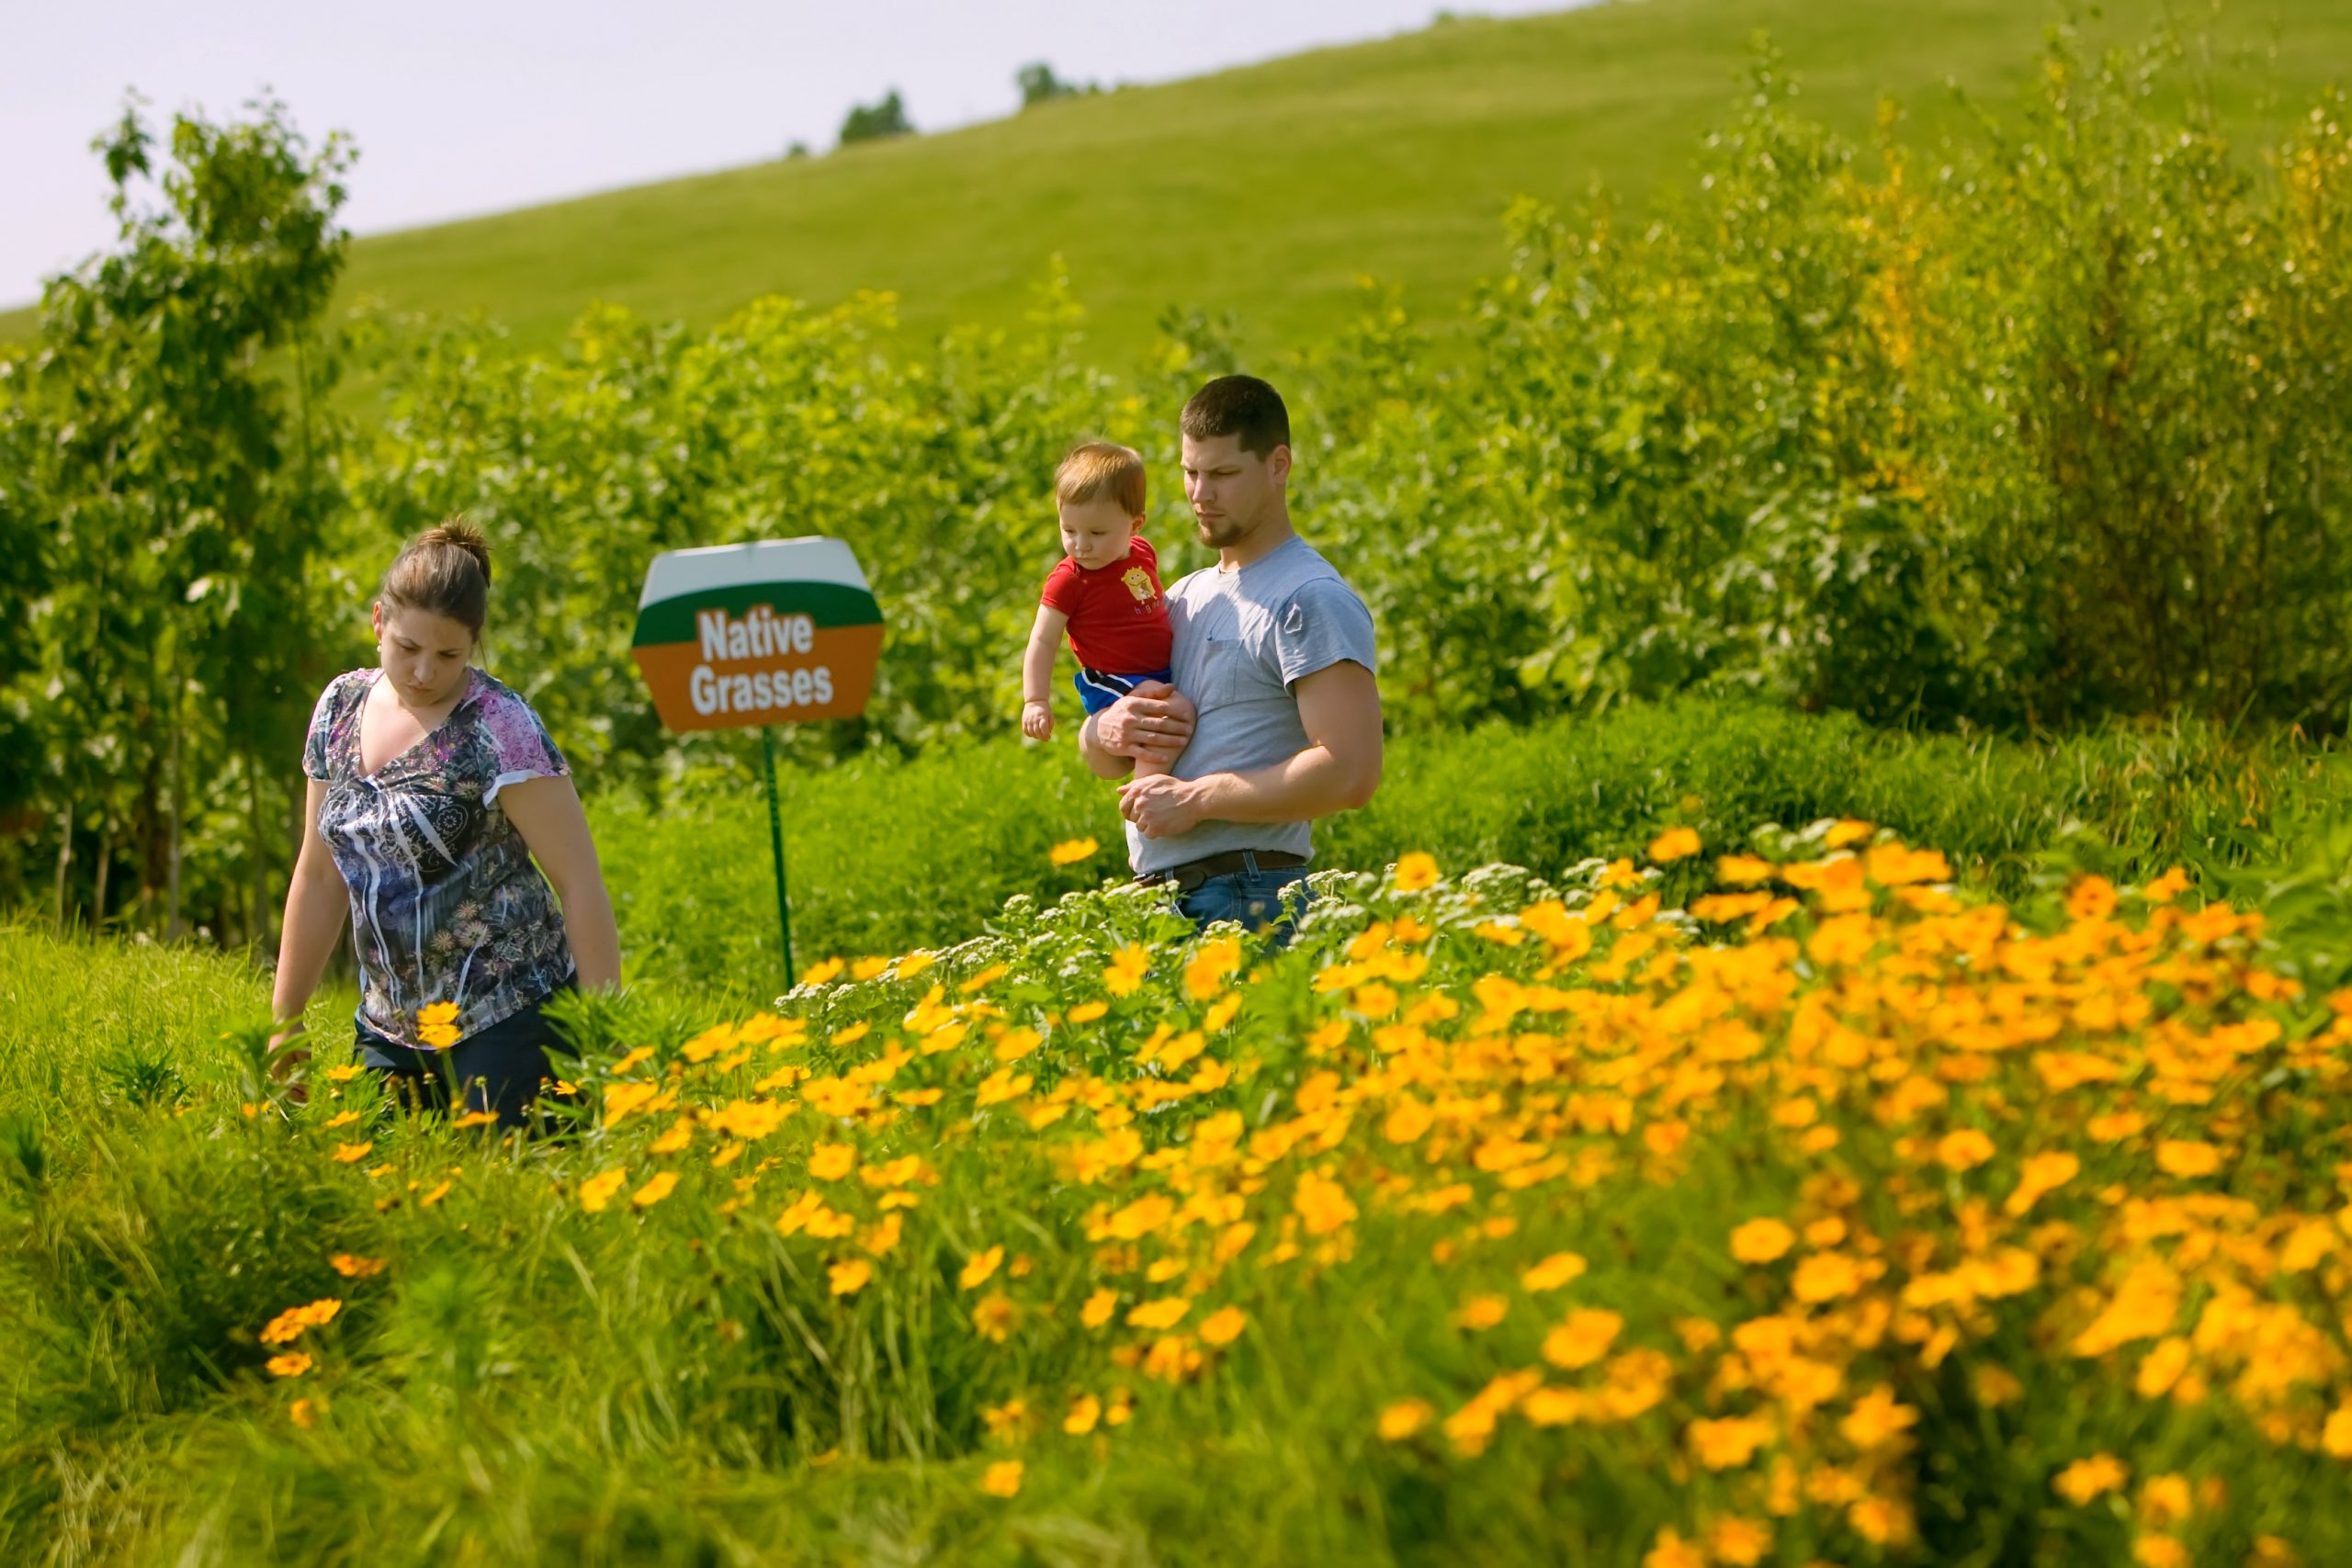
[10,819,2352,1562]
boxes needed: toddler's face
[1058,498,1137,571]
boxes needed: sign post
[630,538,884,994]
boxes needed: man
[1079,374,1382,933]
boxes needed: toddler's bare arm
[1022,604,1069,740]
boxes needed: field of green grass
[587,698,2352,1004]
[9,0,2351,363]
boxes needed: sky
[3,0,1577,310]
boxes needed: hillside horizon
[6,0,2348,363]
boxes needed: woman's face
[372,602,476,708]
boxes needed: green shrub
[13,25,2352,952]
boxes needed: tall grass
[593,697,2352,999]
[7,806,2352,1562]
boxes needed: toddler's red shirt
[1041,536,1174,674]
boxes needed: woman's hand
[266,1021,311,1106]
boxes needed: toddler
[1022,441,1175,776]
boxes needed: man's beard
[1194,513,1247,548]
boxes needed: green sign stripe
[632,582,883,648]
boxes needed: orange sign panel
[630,538,883,732]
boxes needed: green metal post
[761,727,796,992]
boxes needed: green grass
[9,0,2350,362]
[591,697,2352,1003]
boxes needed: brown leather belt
[1135,849,1311,893]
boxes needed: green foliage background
[7,22,2352,961]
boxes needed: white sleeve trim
[484,768,560,807]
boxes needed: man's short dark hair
[1181,375,1290,459]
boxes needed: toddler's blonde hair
[1055,440,1146,517]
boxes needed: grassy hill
[8,0,2350,364]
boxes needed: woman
[270,521,621,1127]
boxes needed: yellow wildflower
[1730,1218,1796,1264]
[1294,1170,1358,1235]
[1648,827,1702,863]
[2154,1141,2222,1179]
[260,1299,343,1346]
[2054,1454,2130,1506]
[1688,1415,1773,1470]
[1936,1128,1996,1170]
[1542,1308,1623,1371]
[1453,1294,1509,1332]
[1378,1399,1435,1440]
[972,1292,1020,1342]
[1792,1252,1863,1303]
[1643,1526,1706,1568]
[1125,1295,1193,1331]
[1104,945,1152,998]
[1706,1516,1772,1567]
[577,1168,628,1213]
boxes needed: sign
[630,537,884,732]
[631,536,886,995]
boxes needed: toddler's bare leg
[1130,681,1177,778]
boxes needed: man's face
[1182,432,1288,550]
[1057,498,1137,571]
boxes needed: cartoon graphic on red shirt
[1040,536,1173,676]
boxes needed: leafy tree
[0,351,49,906]
[21,96,354,937]
[837,89,912,147]
[1015,62,1095,107]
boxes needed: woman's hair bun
[382,516,493,634]
[422,517,492,585]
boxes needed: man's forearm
[1189,744,1378,825]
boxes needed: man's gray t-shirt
[1125,534,1378,875]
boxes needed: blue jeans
[356,992,579,1129]
[1175,862,1315,942]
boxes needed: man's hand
[1095,682,1196,767]
[1118,773,1208,840]
[1021,699,1054,741]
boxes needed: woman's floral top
[302,667,574,1048]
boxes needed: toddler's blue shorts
[1074,665,1175,716]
